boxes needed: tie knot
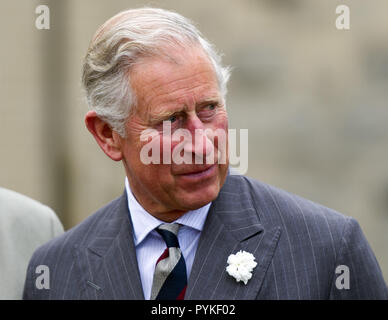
[157,223,181,248]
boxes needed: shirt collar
[125,177,211,246]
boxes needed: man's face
[120,46,229,220]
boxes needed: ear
[85,110,123,161]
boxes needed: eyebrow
[147,97,221,124]
[148,107,187,124]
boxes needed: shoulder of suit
[225,174,350,231]
[0,188,64,257]
[0,187,58,223]
[29,194,124,258]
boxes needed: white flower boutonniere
[226,250,257,285]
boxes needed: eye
[167,115,177,123]
[207,104,216,110]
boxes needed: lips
[176,164,215,176]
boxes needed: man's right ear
[85,110,123,161]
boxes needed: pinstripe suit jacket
[23,174,388,299]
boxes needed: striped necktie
[150,223,187,300]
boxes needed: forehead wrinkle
[131,49,220,122]
[143,66,217,98]
[140,77,219,119]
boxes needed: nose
[184,115,215,163]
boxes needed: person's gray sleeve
[329,217,388,299]
[0,188,65,299]
[47,207,64,237]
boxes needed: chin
[177,184,220,211]
[173,165,228,210]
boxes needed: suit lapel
[186,176,282,300]
[76,193,144,299]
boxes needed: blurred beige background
[1,0,387,281]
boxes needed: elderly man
[23,8,387,300]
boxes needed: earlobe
[85,111,123,161]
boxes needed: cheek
[212,111,229,147]
[126,138,173,183]
[210,108,228,131]
[136,134,175,177]
[125,114,151,145]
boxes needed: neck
[148,210,188,223]
[125,176,189,222]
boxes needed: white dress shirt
[125,177,211,300]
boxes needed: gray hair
[82,7,231,137]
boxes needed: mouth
[176,164,217,180]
